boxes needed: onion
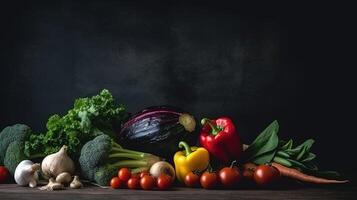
[149,161,175,180]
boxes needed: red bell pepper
[199,117,243,164]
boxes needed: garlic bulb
[70,176,83,189]
[41,145,75,178]
[14,160,40,188]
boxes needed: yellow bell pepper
[173,141,210,182]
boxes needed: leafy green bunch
[275,139,317,172]
[244,120,341,179]
[24,89,128,159]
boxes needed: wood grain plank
[0,184,356,200]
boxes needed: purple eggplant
[117,106,196,160]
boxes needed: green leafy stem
[243,120,343,180]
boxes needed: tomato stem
[207,163,214,173]
[230,160,238,168]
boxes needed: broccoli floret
[79,134,161,185]
[79,134,112,180]
[94,165,118,186]
[0,124,31,165]
[4,141,26,175]
[1,124,46,176]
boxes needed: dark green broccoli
[4,141,27,175]
[94,165,118,186]
[0,124,31,165]
[0,124,46,175]
[79,134,161,185]
[79,134,111,180]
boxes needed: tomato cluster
[183,164,280,189]
[184,167,241,189]
[110,168,173,190]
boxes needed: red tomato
[118,168,131,182]
[184,172,200,187]
[140,171,150,179]
[157,174,172,190]
[218,167,242,187]
[110,177,122,189]
[140,175,155,190]
[200,171,217,189]
[0,166,9,184]
[141,169,149,174]
[242,163,257,181]
[127,177,140,189]
[253,165,280,186]
[131,173,140,179]
[242,169,255,181]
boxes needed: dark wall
[1,1,356,174]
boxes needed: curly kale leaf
[24,89,128,159]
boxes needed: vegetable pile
[243,120,348,184]
[0,89,128,175]
[0,88,349,191]
[110,167,174,190]
[79,134,160,186]
[25,89,128,159]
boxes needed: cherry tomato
[242,169,255,181]
[184,172,200,187]
[200,171,217,189]
[140,171,150,179]
[140,175,155,190]
[242,163,257,181]
[253,165,280,186]
[141,169,149,174]
[127,177,140,189]
[0,166,9,183]
[157,174,172,190]
[110,177,122,189]
[131,173,140,179]
[118,168,131,182]
[218,167,242,187]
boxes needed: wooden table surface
[0,184,356,200]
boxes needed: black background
[1,1,356,178]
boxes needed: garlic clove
[50,183,65,191]
[29,179,37,188]
[31,163,41,172]
[56,172,72,185]
[70,176,83,189]
[40,178,65,191]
